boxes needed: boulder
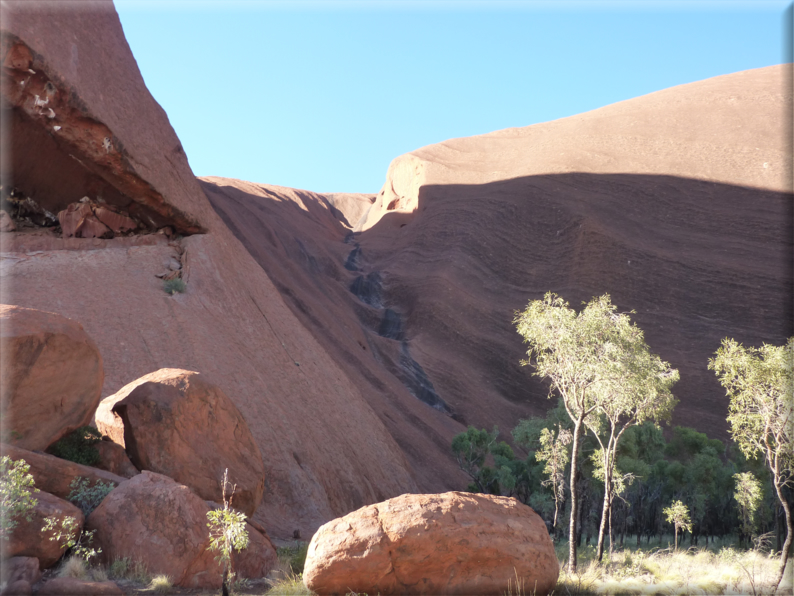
[7,491,84,569]
[86,471,276,589]
[93,441,138,479]
[0,210,15,232]
[304,491,559,596]
[37,578,122,595]
[1,557,41,585]
[94,369,264,516]
[0,444,126,501]
[0,580,31,595]
[0,305,103,451]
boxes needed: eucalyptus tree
[734,471,763,547]
[515,292,672,571]
[535,424,572,534]
[664,499,692,550]
[586,317,679,561]
[710,337,793,592]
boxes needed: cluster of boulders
[0,304,276,594]
[57,199,137,240]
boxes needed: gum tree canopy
[710,337,793,592]
[515,292,678,572]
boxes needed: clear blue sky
[115,1,790,193]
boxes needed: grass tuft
[57,556,88,580]
[149,574,173,594]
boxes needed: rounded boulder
[304,491,559,596]
[0,305,103,451]
[94,368,264,516]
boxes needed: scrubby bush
[67,477,115,516]
[47,426,102,466]
[0,456,38,540]
[277,542,309,575]
[163,277,186,294]
[149,574,173,594]
[41,515,101,563]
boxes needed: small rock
[1,556,41,585]
[0,580,32,596]
[93,208,136,235]
[0,210,16,232]
[37,578,122,595]
[93,440,138,478]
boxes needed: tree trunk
[596,483,610,561]
[567,415,584,573]
[773,478,793,593]
[674,526,678,550]
[608,499,614,558]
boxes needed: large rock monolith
[0,305,103,451]
[304,491,559,595]
[94,369,264,516]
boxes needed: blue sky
[115,1,790,193]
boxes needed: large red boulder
[304,491,559,596]
[7,491,84,569]
[94,369,264,516]
[86,471,276,589]
[0,444,127,501]
[0,305,103,451]
[37,578,122,595]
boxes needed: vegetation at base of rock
[163,277,186,294]
[42,514,101,562]
[148,574,173,594]
[207,468,250,592]
[513,292,679,572]
[0,456,38,540]
[710,336,794,593]
[108,557,151,584]
[67,476,115,516]
[277,542,310,575]
[46,426,102,466]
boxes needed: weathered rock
[86,471,274,588]
[7,491,84,569]
[93,440,138,479]
[0,444,126,501]
[304,492,559,596]
[0,305,103,451]
[73,213,111,239]
[37,578,122,595]
[57,203,93,238]
[204,502,278,579]
[0,580,31,596]
[95,369,264,516]
[0,210,16,232]
[93,207,136,235]
[1,557,41,585]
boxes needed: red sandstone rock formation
[0,444,126,501]
[95,368,265,517]
[93,441,138,479]
[7,491,84,569]
[0,305,103,451]
[86,471,276,589]
[36,578,122,595]
[1,2,418,537]
[304,491,559,595]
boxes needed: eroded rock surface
[304,491,559,595]
[37,578,122,595]
[86,471,275,589]
[0,305,103,451]
[95,368,264,516]
[7,491,84,569]
[0,444,126,501]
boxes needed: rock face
[0,444,126,501]
[7,491,84,569]
[303,492,559,596]
[0,305,103,451]
[37,578,122,596]
[1,557,41,586]
[93,440,138,479]
[95,369,264,516]
[86,471,275,589]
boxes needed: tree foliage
[207,469,249,594]
[734,471,762,545]
[0,457,38,541]
[663,499,692,550]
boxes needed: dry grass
[149,574,173,594]
[552,541,782,595]
[265,554,314,595]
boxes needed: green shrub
[47,427,102,466]
[277,542,309,575]
[67,477,115,516]
[0,457,38,540]
[163,277,186,294]
[41,515,101,562]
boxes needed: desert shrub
[277,542,309,575]
[0,456,38,540]
[108,557,150,583]
[41,515,101,563]
[206,468,249,593]
[47,426,102,466]
[57,556,88,580]
[149,574,173,594]
[67,477,115,516]
[163,277,186,294]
